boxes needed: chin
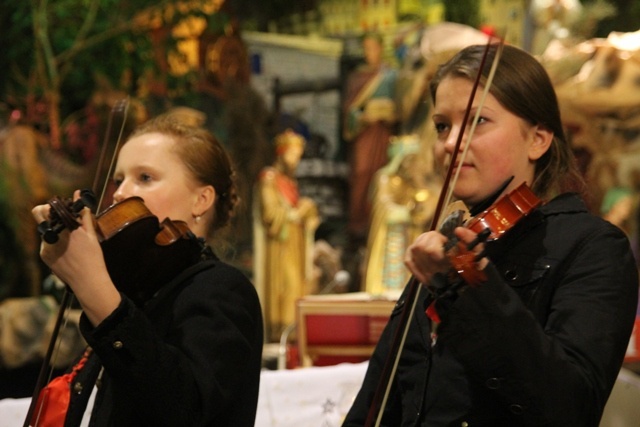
[453,188,478,206]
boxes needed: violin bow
[24,98,131,427]
[364,33,506,427]
[443,41,505,211]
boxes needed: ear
[528,125,553,161]
[192,185,216,217]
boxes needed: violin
[424,182,541,322]
[38,190,205,305]
[465,182,541,241]
[447,182,540,285]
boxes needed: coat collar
[483,192,587,258]
[539,192,589,217]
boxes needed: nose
[443,126,465,154]
[112,180,129,203]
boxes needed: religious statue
[363,134,440,295]
[343,32,398,243]
[253,129,320,342]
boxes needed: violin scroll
[37,190,97,243]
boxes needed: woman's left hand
[32,190,121,326]
[453,227,489,272]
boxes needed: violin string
[444,38,505,209]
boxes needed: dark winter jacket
[344,193,638,427]
[64,257,263,427]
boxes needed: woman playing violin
[31,116,263,426]
[344,44,638,426]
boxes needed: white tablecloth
[0,362,368,427]
[4,363,640,427]
[255,362,368,427]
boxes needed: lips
[448,162,471,172]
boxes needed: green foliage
[0,0,213,126]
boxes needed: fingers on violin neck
[467,228,491,250]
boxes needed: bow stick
[364,34,506,427]
[25,98,130,427]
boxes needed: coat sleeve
[439,221,638,426]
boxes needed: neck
[468,176,514,216]
[275,161,295,177]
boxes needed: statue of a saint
[343,33,398,242]
[253,130,320,342]
[363,135,440,295]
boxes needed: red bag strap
[29,348,93,427]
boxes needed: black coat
[64,257,263,427]
[344,193,639,427]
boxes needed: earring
[195,215,201,223]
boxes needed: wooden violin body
[418,182,543,330]
[447,182,541,287]
[96,196,204,304]
[39,192,204,305]
[465,182,541,240]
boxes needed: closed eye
[139,173,152,183]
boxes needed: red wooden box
[296,295,397,367]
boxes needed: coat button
[113,340,124,349]
[504,268,518,281]
[509,404,524,415]
[73,382,83,394]
[485,377,501,389]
